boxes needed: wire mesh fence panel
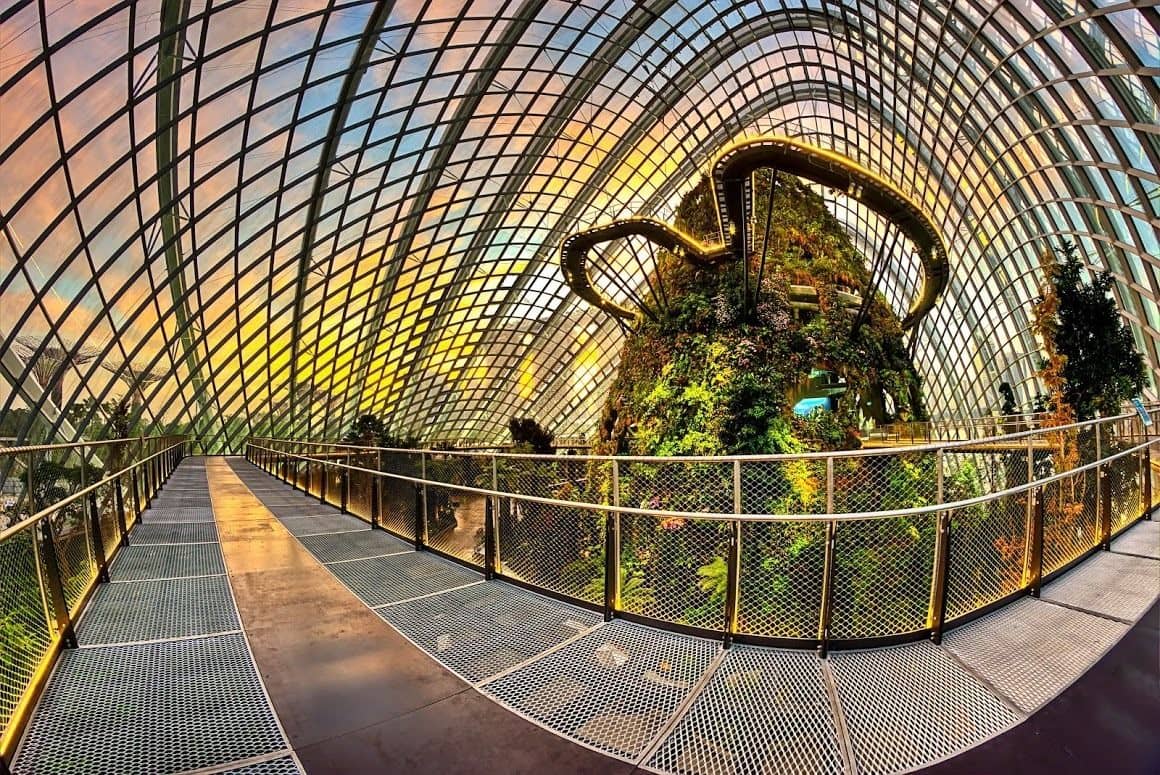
[381,477,417,541]
[617,514,728,631]
[347,450,376,521]
[737,519,825,639]
[830,515,936,639]
[0,452,31,531]
[1111,452,1142,533]
[0,528,54,732]
[1150,452,1158,514]
[740,459,824,515]
[1042,470,1100,575]
[495,456,600,504]
[49,514,94,612]
[425,453,488,489]
[425,484,484,567]
[308,459,323,498]
[941,447,1015,502]
[497,497,604,605]
[325,464,343,509]
[619,460,733,516]
[944,495,1028,622]
[27,449,85,518]
[96,482,120,563]
[833,451,938,513]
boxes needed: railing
[867,402,1160,443]
[0,435,187,762]
[248,410,1156,653]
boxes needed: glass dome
[1,0,1157,451]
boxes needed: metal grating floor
[214,755,303,774]
[152,498,212,506]
[131,521,220,544]
[1111,520,1160,559]
[141,507,216,523]
[378,581,601,683]
[1041,550,1160,621]
[298,528,413,563]
[484,620,720,760]
[645,646,846,775]
[829,641,1020,775]
[276,513,369,536]
[943,597,1127,712]
[110,543,225,581]
[264,504,347,520]
[78,575,240,646]
[14,634,287,775]
[327,552,483,607]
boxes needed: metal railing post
[152,443,160,491]
[131,466,141,521]
[370,475,382,530]
[145,448,155,507]
[340,451,350,513]
[724,520,741,647]
[818,520,837,658]
[928,449,950,643]
[26,451,35,515]
[1029,487,1045,596]
[484,496,497,580]
[1141,440,1150,519]
[818,456,836,657]
[1099,462,1112,549]
[39,520,76,649]
[413,484,426,550]
[319,458,328,503]
[114,477,129,546]
[724,459,743,646]
[88,491,109,583]
[604,460,621,621]
[305,451,313,495]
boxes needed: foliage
[595,171,924,459]
[508,417,555,454]
[998,382,1018,416]
[342,413,418,448]
[1033,242,1146,421]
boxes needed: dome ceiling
[1,0,1157,451]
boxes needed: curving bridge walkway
[10,457,1159,775]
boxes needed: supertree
[14,336,100,408]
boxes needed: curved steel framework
[0,1,1157,451]
[561,135,949,327]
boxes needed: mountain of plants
[593,170,925,458]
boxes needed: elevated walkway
[9,458,1158,774]
[11,458,299,775]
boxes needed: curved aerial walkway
[8,456,1157,774]
[560,136,950,329]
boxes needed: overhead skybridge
[561,136,950,328]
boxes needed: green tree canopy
[1043,242,1146,419]
[508,417,555,453]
